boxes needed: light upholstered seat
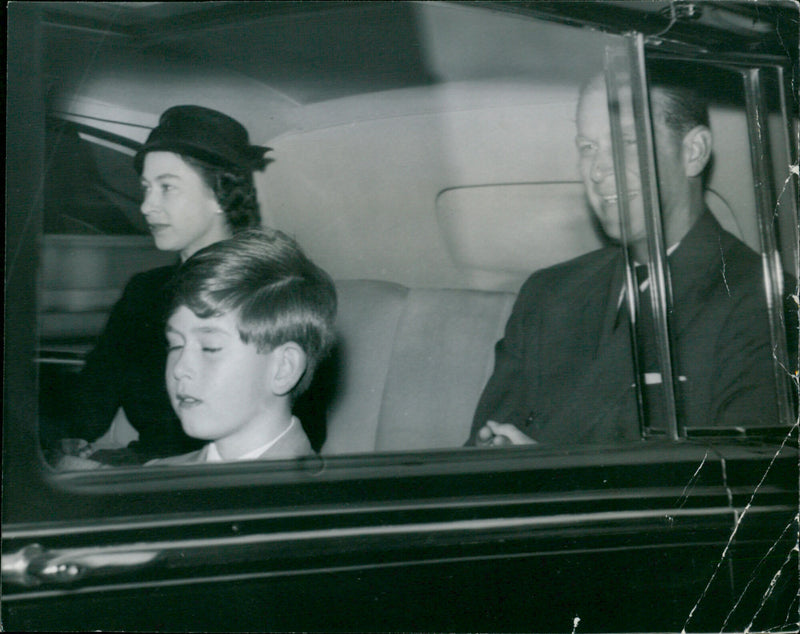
[322,280,515,454]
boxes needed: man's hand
[476,420,537,446]
[60,438,95,458]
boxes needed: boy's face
[165,306,279,456]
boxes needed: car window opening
[28,7,799,474]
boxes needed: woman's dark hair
[134,106,270,230]
[181,154,262,231]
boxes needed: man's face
[576,80,688,249]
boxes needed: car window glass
[44,119,146,235]
[617,57,798,438]
[30,4,798,478]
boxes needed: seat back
[322,280,515,454]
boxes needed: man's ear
[683,125,712,178]
[270,342,308,397]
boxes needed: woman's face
[140,151,231,260]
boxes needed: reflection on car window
[634,61,798,437]
[469,50,798,448]
[44,119,146,235]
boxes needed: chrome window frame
[604,33,799,438]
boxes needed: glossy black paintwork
[4,440,798,631]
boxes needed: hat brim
[134,139,269,173]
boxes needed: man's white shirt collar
[635,242,680,292]
[618,241,681,308]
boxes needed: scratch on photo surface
[719,512,798,632]
[743,531,799,633]
[718,235,731,296]
[777,164,798,219]
[681,421,799,634]
[675,446,710,509]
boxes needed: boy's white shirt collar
[204,416,300,463]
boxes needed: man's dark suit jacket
[468,211,795,445]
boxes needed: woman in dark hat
[62,106,270,464]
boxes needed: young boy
[148,229,337,465]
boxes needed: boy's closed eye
[197,333,228,354]
[166,334,184,352]
[165,339,224,354]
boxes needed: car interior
[36,1,797,463]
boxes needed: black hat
[134,105,270,173]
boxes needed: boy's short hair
[167,228,337,395]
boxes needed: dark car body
[4,2,799,632]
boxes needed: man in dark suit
[468,72,795,447]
